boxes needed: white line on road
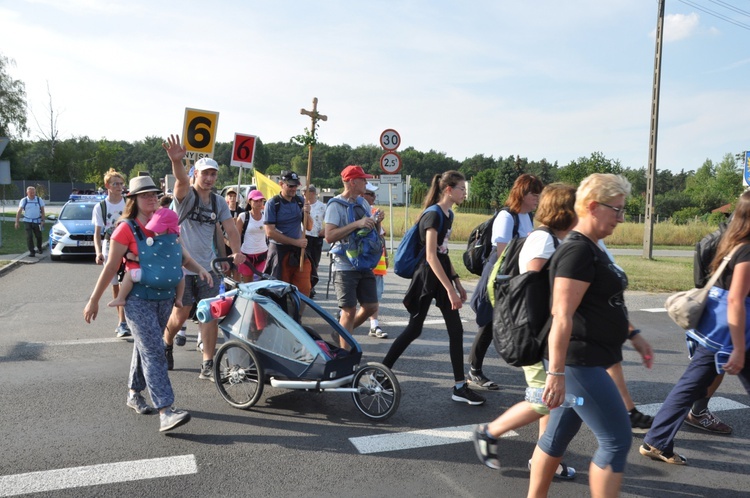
[641,308,666,313]
[350,425,518,455]
[634,396,748,417]
[0,454,197,497]
[388,319,468,327]
[350,397,749,455]
[22,338,128,347]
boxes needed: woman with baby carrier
[83,176,211,433]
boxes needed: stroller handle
[211,257,236,276]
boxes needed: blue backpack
[394,205,449,278]
[327,197,383,271]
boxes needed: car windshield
[60,203,95,221]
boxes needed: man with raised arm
[161,134,246,381]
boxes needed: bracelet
[628,328,641,340]
[546,371,565,377]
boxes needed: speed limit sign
[379,129,400,151]
[380,152,402,174]
[183,108,220,161]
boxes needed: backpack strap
[178,186,219,226]
[99,200,107,225]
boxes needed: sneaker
[159,407,191,432]
[175,326,187,346]
[528,459,577,480]
[472,424,500,469]
[452,384,485,405]
[115,323,131,338]
[126,392,153,415]
[199,359,214,380]
[165,344,174,371]
[368,326,388,339]
[467,369,500,391]
[629,408,654,434]
[684,409,733,434]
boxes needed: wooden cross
[298,97,327,269]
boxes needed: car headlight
[52,226,68,237]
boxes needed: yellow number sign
[182,108,220,161]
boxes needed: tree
[556,151,622,186]
[0,53,29,139]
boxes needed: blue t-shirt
[264,195,304,244]
[19,196,45,223]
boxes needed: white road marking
[635,396,748,417]
[641,308,666,313]
[350,425,518,455]
[0,454,197,497]
[388,319,467,327]
[350,397,749,455]
[23,338,127,347]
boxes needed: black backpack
[694,220,729,288]
[491,228,559,367]
[463,207,528,276]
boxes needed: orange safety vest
[371,207,387,276]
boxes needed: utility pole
[644,0,665,259]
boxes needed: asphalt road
[0,256,748,497]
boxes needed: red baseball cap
[341,165,373,182]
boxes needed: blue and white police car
[49,194,106,261]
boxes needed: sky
[2,0,750,174]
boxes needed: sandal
[468,370,500,391]
[527,459,577,480]
[639,443,687,465]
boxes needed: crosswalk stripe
[0,454,197,497]
[349,397,748,455]
[641,308,667,313]
[350,425,518,455]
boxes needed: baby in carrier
[109,208,186,308]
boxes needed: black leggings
[383,296,466,382]
[468,322,493,371]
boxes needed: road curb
[0,242,48,277]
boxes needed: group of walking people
[79,135,749,497]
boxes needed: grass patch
[0,220,49,256]
[445,252,691,293]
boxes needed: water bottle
[525,387,584,407]
[219,280,226,297]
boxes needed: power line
[707,0,750,18]
[677,0,750,31]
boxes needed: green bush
[672,207,702,224]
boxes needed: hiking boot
[115,323,131,338]
[684,409,732,434]
[159,407,191,432]
[165,344,174,371]
[472,424,500,469]
[199,359,214,381]
[368,326,388,339]
[467,369,500,391]
[629,408,654,434]
[174,325,187,346]
[452,384,485,405]
[126,392,153,415]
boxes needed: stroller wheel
[351,362,401,421]
[214,340,264,410]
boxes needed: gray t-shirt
[324,195,372,272]
[174,188,231,274]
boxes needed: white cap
[365,182,378,192]
[195,157,219,171]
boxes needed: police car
[49,194,106,261]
